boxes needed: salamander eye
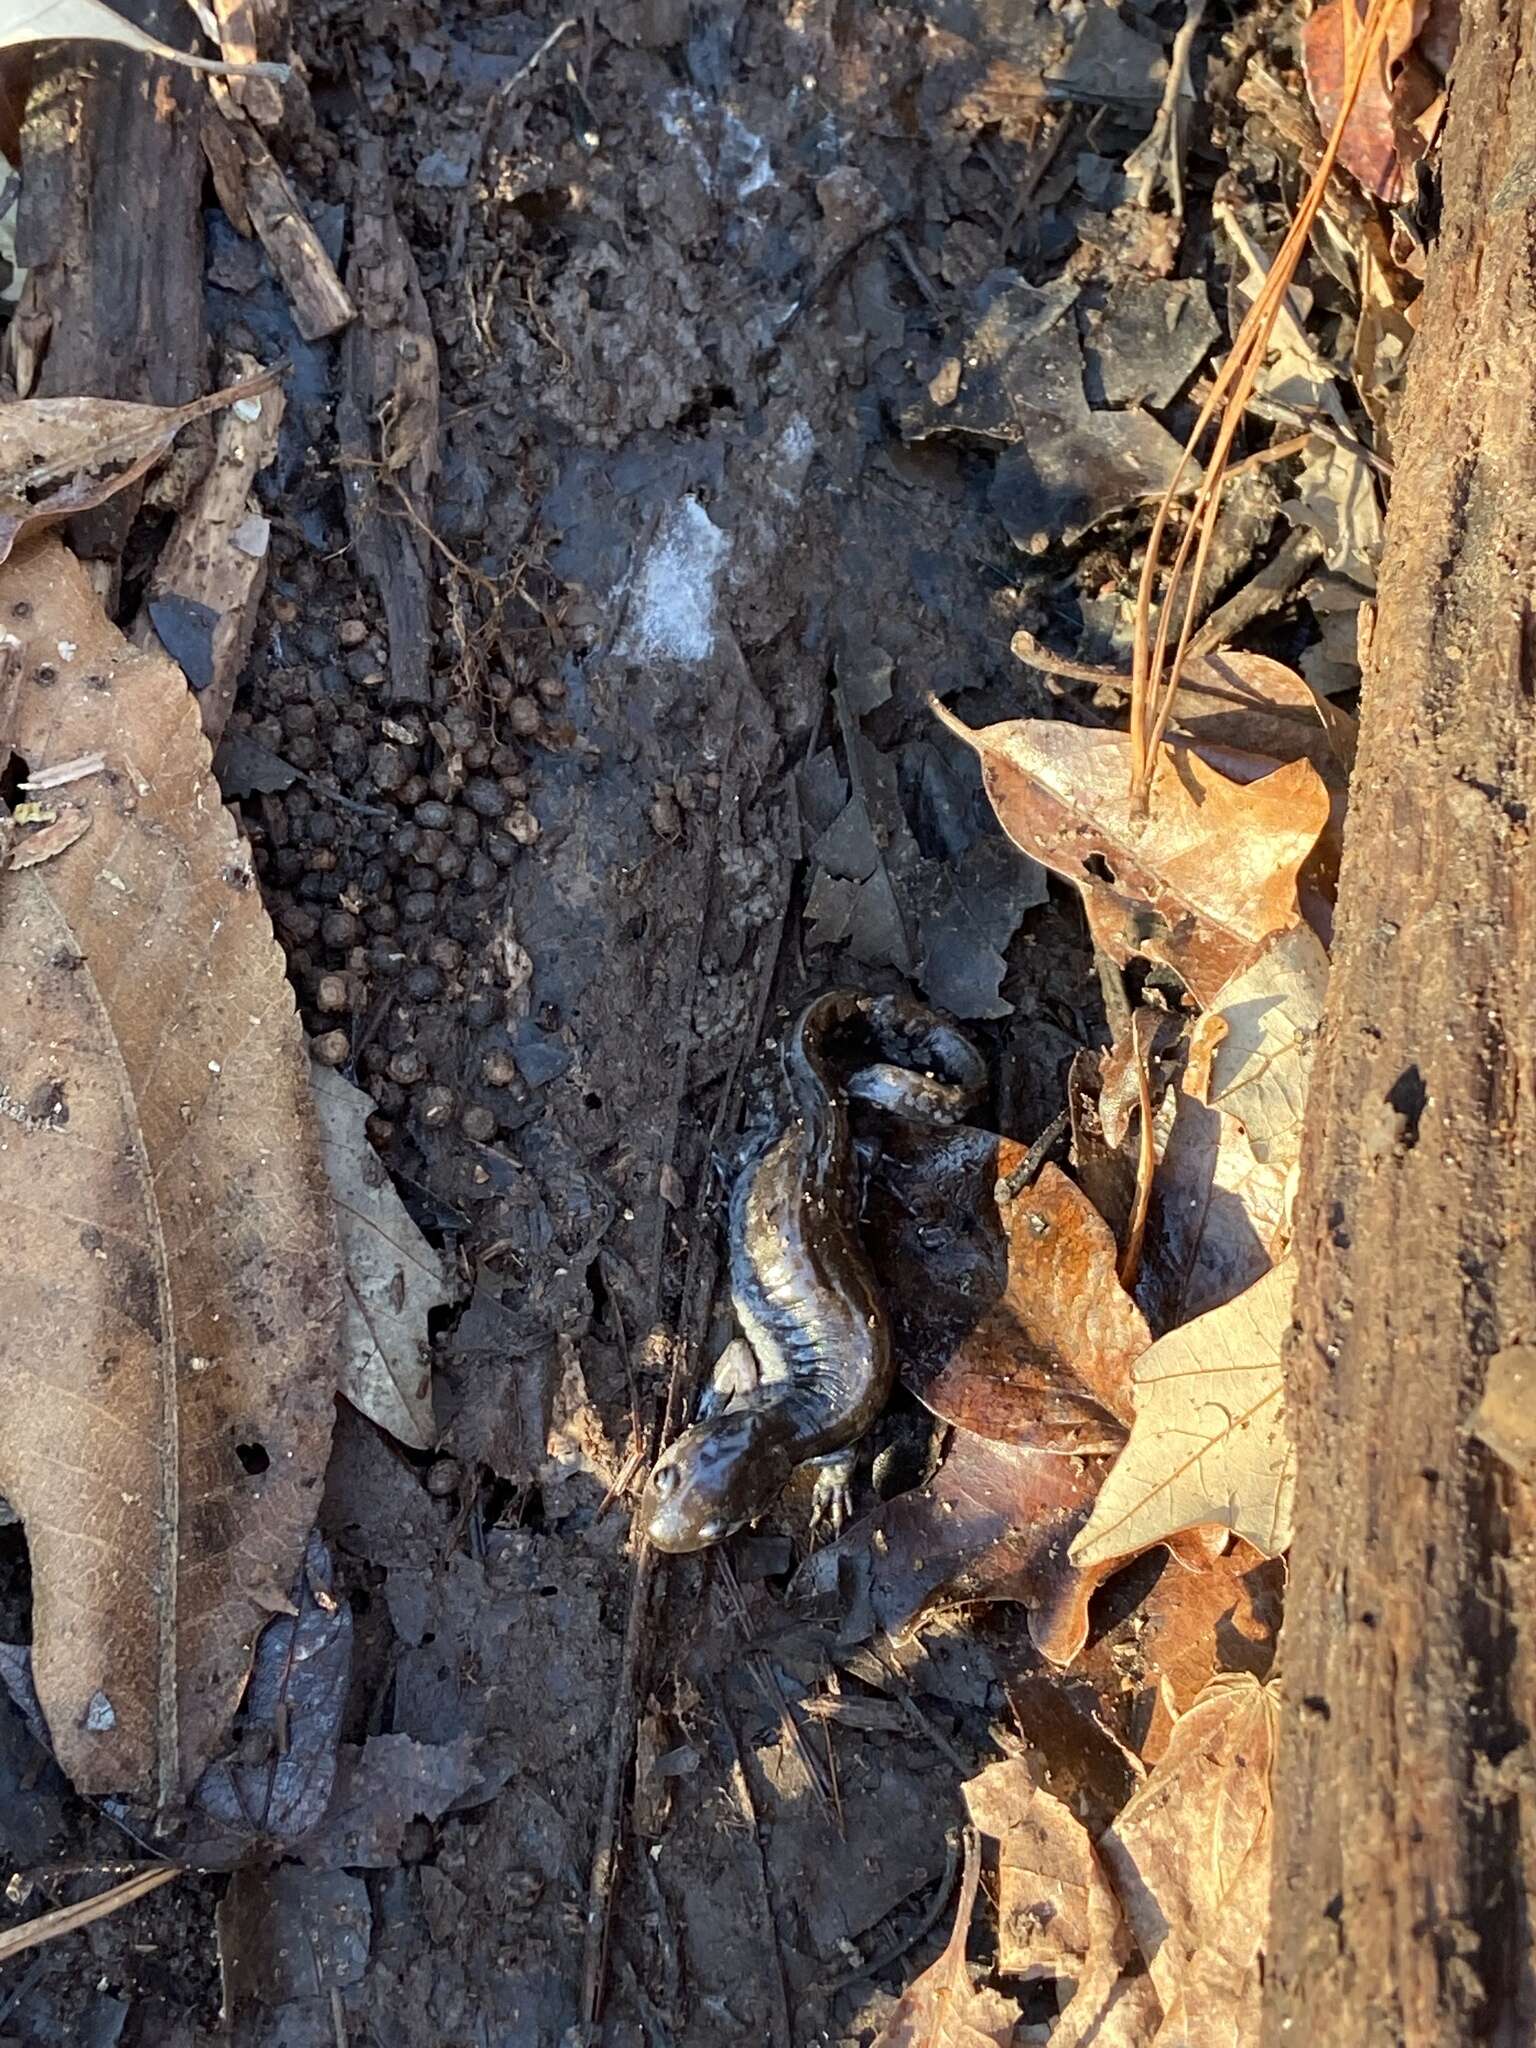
[651,1464,678,1497]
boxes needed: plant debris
[0,536,341,1803]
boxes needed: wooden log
[13,0,206,562]
[1264,0,1536,2040]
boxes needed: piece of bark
[134,355,285,745]
[338,134,440,708]
[14,0,207,562]
[1264,0,1536,2040]
[210,108,354,341]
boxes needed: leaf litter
[0,535,342,1804]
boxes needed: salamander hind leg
[696,1337,762,1420]
[807,1447,857,1538]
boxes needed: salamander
[639,990,985,1553]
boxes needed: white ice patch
[619,498,731,664]
[661,90,774,200]
[769,414,815,502]
[721,109,774,197]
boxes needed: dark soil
[0,1,1327,2041]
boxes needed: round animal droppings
[425,1457,461,1499]
[418,1084,456,1128]
[388,1047,427,1085]
[461,1105,497,1142]
[339,619,369,648]
[507,696,541,737]
[480,1048,519,1087]
[505,806,540,846]
[316,973,351,1014]
[312,1028,350,1066]
[462,774,509,820]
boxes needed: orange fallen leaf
[1302,0,1451,201]
[870,1828,1021,2048]
[918,1162,1147,1455]
[0,367,280,567]
[1136,1540,1284,1763]
[931,702,1330,1006]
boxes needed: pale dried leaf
[0,0,287,76]
[1174,648,1357,781]
[1071,1260,1297,1570]
[1101,1674,1279,2044]
[871,1829,1021,2048]
[1186,925,1328,1168]
[312,1064,445,1452]
[964,1758,1162,2044]
[0,370,280,567]
[0,537,342,1803]
[933,706,1329,1006]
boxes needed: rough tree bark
[1266,0,1536,2041]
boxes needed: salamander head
[638,1409,799,1553]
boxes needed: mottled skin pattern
[640,992,984,1552]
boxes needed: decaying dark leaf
[932,703,1330,1006]
[870,1828,1021,2047]
[1302,0,1453,203]
[795,1430,1115,1668]
[0,368,281,567]
[188,1532,352,1857]
[0,537,343,1803]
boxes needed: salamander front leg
[807,1447,856,1537]
[696,1337,761,1421]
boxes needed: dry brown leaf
[312,1065,445,1452]
[932,704,1329,1005]
[0,537,342,1804]
[0,0,286,76]
[1171,647,1357,782]
[1301,0,1448,201]
[870,1829,1021,2048]
[1071,1260,1297,1573]
[918,1163,1147,1454]
[1136,1541,1283,1763]
[1100,1674,1280,2044]
[0,369,280,568]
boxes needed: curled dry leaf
[1168,647,1357,782]
[870,1829,1021,2048]
[0,0,289,76]
[917,1162,1147,1455]
[312,1064,446,1452]
[1071,1259,1298,1573]
[0,537,342,1803]
[931,702,1329,1005]
[0,368,281,568]
[1100,1673,1281,2044]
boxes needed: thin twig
[713,1687,794,2048]
[0,1866,180,1965]
[1119,1028,1157,1291]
